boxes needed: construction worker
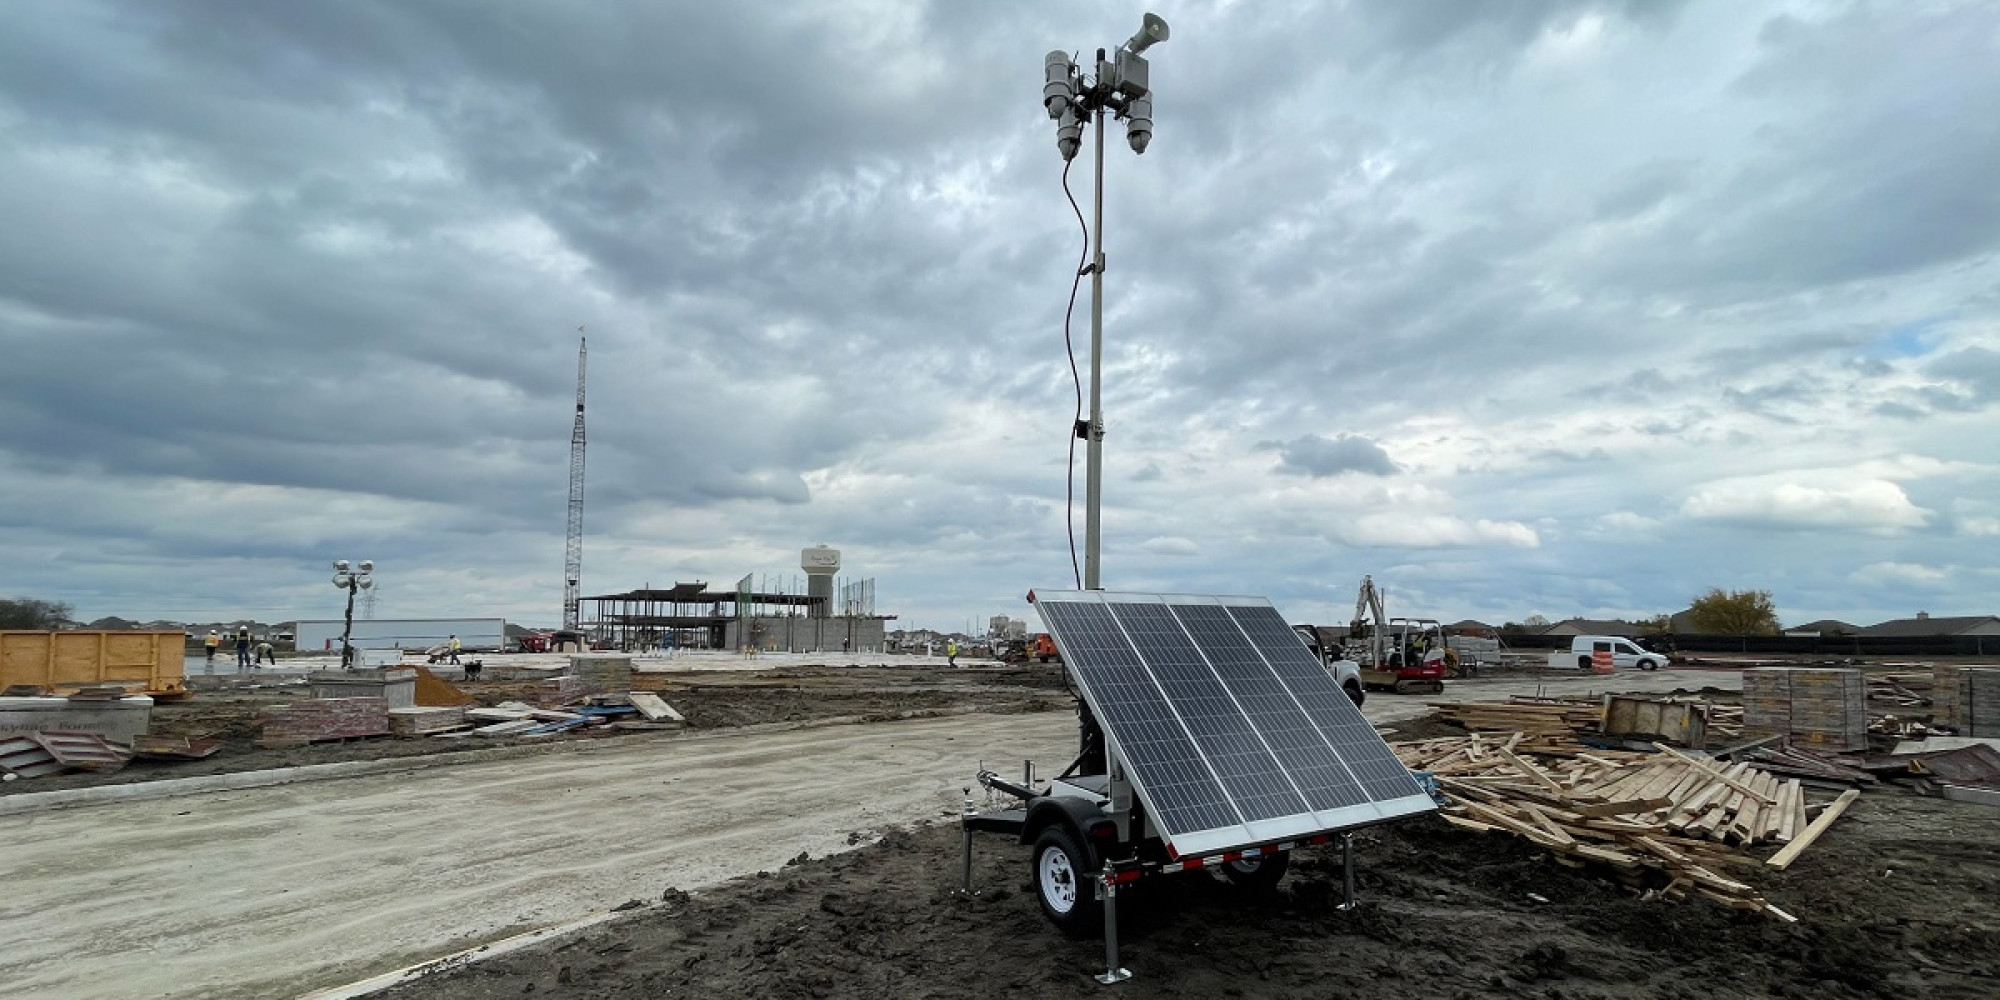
[255,640,275,667]
[235,628,252,670]
[946,640,958,667]
[203,630,220,671]
[448,634,462,664]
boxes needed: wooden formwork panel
[1967,668,2000,738]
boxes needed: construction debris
[0,730,134,778]
[1395,734,1834,920]
[130,734,224,760]
[627,692,685,726]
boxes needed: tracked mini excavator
[1345,576,1449,696]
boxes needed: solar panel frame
[1035,590,1435,858]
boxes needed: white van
[1548,635,1666,671]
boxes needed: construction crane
[562,332,587,631]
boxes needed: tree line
[1499,588,1782,637]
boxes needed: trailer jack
[1094,865,1131,985]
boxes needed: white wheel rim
[1229,858,1261,874]
[1039,846,1077,913]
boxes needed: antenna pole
[563,332,588,630]
[1084,89,1106,591]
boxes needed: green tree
[0,597,74,630]
[1685,588,1779,636]
[1637,613,1673,635]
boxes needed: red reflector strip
[1105,870,1142,885]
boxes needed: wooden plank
[1439,812,1501,833]
[1652,743,1778,804]
[1515,802,1577,845]
[625,692,684,723]
[1497,746,1565,794]
[1570,796,1673,818]
[1765,789,1861,870]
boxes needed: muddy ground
[1,663,1070,795]
[382,785,1998,1000]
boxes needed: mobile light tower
[330,559,373,668]
[1044,13,1169,590]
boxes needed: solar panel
[1034,590,1435,857]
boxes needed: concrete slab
[0,695,154,745]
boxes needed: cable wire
[1059,157,1089,591]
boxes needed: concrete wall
[722,617,886,653]
[295,618,507,652]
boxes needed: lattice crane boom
[563,333,587,630]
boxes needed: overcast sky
[4,1,1996,633]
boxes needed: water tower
[801,544,841,618]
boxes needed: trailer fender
[1020,796,1117,853]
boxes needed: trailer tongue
[960,590,1439,983]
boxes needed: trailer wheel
[1221,851,1290,892]
[1343,681,1365,708]
[1031,825,1101,937]
[1578,655,1593,670]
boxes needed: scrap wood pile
[1433,694,1747,742]
[1394,734,1863,922]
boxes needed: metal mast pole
[1084,89,1107,591]
[562,333,588,630]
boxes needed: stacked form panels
[1742,667,1866,751]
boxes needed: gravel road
[0,712,1078,1000]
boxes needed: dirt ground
[0,663,1070,795]
[380,779,2000,1000]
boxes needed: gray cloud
[1263,434,1399,478]
[1,1,1996,631]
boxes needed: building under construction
[581,546,892,653]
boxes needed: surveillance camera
[1044,51,1074,119]
[1125,96,1153,155]
[1125,13,1169,55]
[1056,104,1081,161]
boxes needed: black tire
[1220,850,1290,892]
[1343,681,1366,708]
[1578,655,1593,670]
[1031,825,1101,937]
[1640,658,1660,671]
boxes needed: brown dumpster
[0,631,187,696]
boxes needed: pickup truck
[1549,635,1666,672]
[1291,624,1368,706]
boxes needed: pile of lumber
[1742,744,1878,786]
[1395,734,1861,921]
[1431,694,1743,747]
[1428,697,1600,743]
